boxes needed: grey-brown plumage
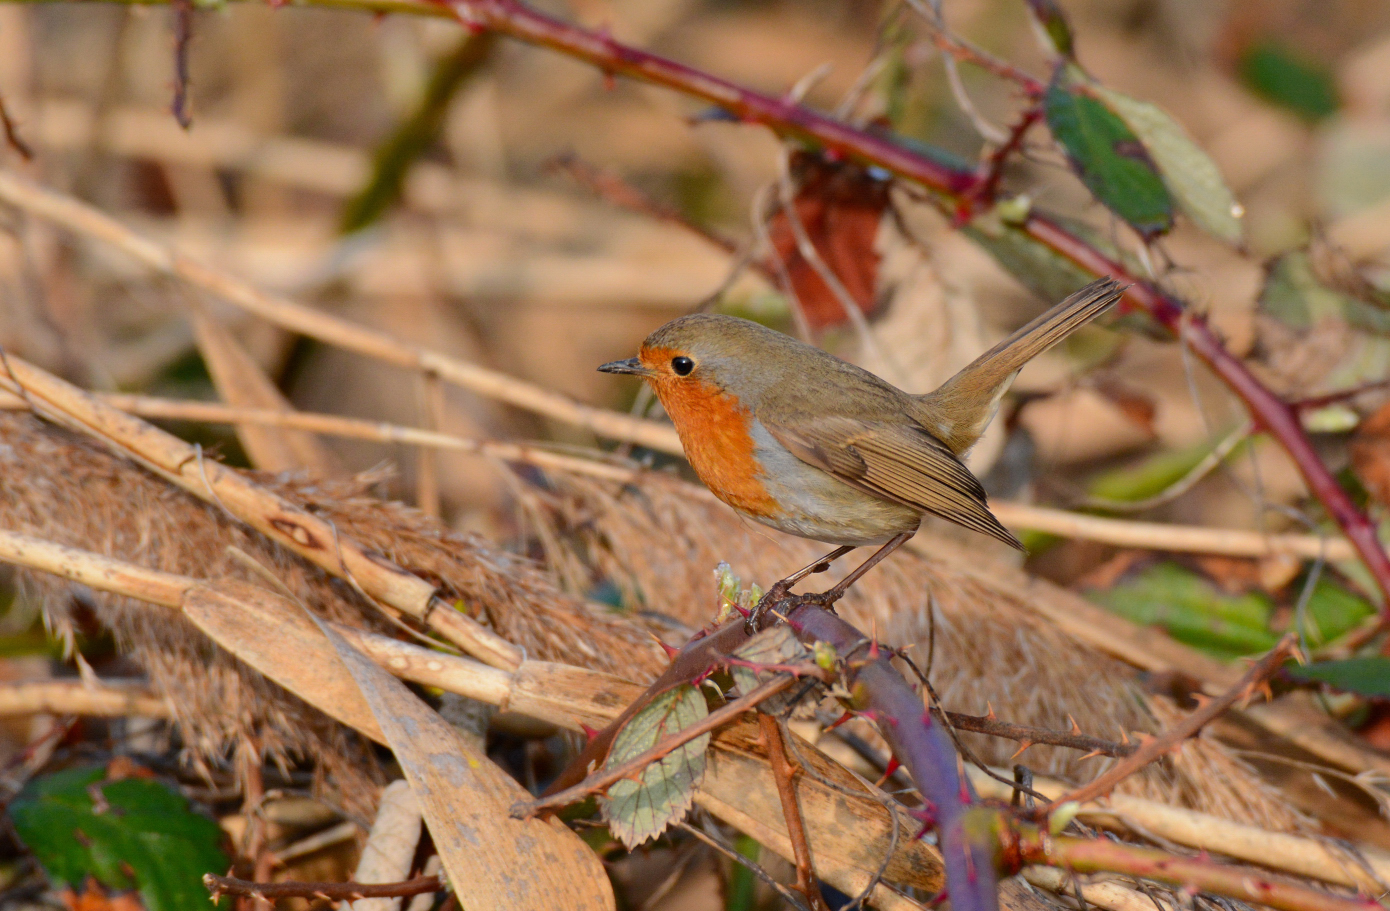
[604,278,1124,553]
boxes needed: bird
[599,276,1124,606]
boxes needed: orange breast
[649,374,779,518]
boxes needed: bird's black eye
[671,356,695,376]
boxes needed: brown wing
[763,416,1023,550]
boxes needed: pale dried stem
[0,354,521,670]
[0,680,171,718]
[970,766,1390,893]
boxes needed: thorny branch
[940,709,1135,759]
[1053,634,1298,808]
[759,713,832,911]
[204,873,444,901]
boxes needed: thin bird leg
[781,545,856,588]
[747,545,855,633]
[814,532,913,605]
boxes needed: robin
[599,277,1124,604]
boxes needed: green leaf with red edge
[10,766,228,911]
[1288,658,1390,699]
[1044,66,1173,239]
[1023,0,1074,58]
[1096,86,1243,244]
[598,683,709,848]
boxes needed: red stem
[436,0,1390,614]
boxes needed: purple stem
[786,603,996,911]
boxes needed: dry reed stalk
[538,471,1307,833]
[0,390,1354,561]
[968,767,1390,893]
[0,680,171,718]
[0,411,664,812]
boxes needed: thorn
[580,723,601,743]
[1009,740,1034,760]
[1077,749,1105,762]
[1118,729,1131,745]
[652,635,680,660]
[825,711,855,731]
[1068,714,1081,734]
[985,701,997,722]
[874,756,902,788]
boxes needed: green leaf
[1300,578,1376,647]
[1096,87,1243,244]
[598,683,709,848]
[1044,66,1173,239]
[1288,657,1390,698]
[1088,562,1278,659]
[10,766,228,911]
[1239,41,1339,122]
[1087,434,1249,505]
[1023,0,1074,58]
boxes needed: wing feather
[764,416,1022,549]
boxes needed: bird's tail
[917,277,1125,456]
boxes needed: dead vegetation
[2,0,1390,909]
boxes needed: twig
[0,94,33,160]
[760,714,832,911]
[513,673,800,817]
[967,106,1043,212]
[940,710,1134,759]
[548,152,743,259]
[1053,635,1298,808]
[0,681,170,719]
[678,821,814,911]
[0,353,522,671]
[1014,832,1382,911]
[170,0,193,128]
[204,873,442,902]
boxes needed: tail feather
[918,277,1125,455]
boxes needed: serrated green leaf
[11,766,228,911]
[598,684,709,848]
[1045,67,1173,239]
[1288,657,1390,698]
[1096,87,1242,244]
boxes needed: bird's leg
[811,532,913,607]
[746,545,855,632]
[781,545,856,589]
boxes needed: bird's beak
[598,357,654,377]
